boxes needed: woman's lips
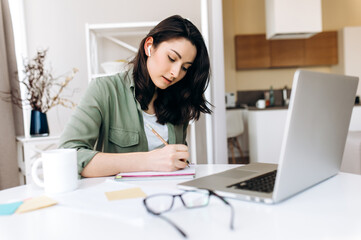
[162,76,172,84]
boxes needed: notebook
[115,165,196,181]
[178,70,359,204]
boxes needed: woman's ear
[144,37,153,57]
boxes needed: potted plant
[2,49,78,136]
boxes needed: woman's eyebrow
[171,49,193,64]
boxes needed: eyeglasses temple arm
[158,214,188,238]
[210,191,235,230]
[227,203,235,230]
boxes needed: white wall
[22,0,202,135]
[331,26,361,97]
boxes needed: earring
[147,45,151,56]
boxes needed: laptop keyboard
[228,170,277,193]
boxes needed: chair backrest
[226,110,244,138]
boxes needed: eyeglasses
[143,189,235,238]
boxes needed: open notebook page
[114,164,196,181]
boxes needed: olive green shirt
[58,70,188,175]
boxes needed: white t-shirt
[142,111,168,151]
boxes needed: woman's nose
[170,65,181,79]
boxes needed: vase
[30,110,49,136]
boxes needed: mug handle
[31,157,45,188]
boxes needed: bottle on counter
[269,86,275,107]
[264,91,270,107]
[282,85,289,106]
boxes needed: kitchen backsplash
[236,88,292,107]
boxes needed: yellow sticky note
[16,196,57,214]
[105,187,147,201]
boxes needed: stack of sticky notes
[105,187,147,201]
[0,196,57,216]
[1,188,147,216]
[0,201,23,215]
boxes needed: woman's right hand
[147,144,189,172]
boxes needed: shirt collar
[125,68,135,92]
[125,68,176,141]
[125,68,142,111]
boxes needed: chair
[226,109,244,164]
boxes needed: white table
[1,164,361,240]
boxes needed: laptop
[179,70,359,204]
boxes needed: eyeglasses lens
[146,195,174,214]
[181,190,209,208]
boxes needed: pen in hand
[145,123,190,167]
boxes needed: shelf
[85,21,158,82]
[16,135,60,143]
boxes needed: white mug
[31,149,78,194]
[256,99,266,109]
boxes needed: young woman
[59,15,211,177]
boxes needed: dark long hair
[130,15,212,125]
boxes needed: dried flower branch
[1,49,78,113]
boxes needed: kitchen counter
[229,103,361,111]
[247,106,288,110]
[227,105,288,111]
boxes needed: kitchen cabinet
[248,106,361,164]
[235,31,338,69]
[342,105,361,174]
[304,31,338,65]
[235,34,271,69]
[248,108,288,164]
[270,38,304,67]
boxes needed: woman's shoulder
[94,70,132,87]
[90,70,133,93]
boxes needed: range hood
[265,0,322,40]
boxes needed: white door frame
[200,0,228,164]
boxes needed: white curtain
[0,0,24,190]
